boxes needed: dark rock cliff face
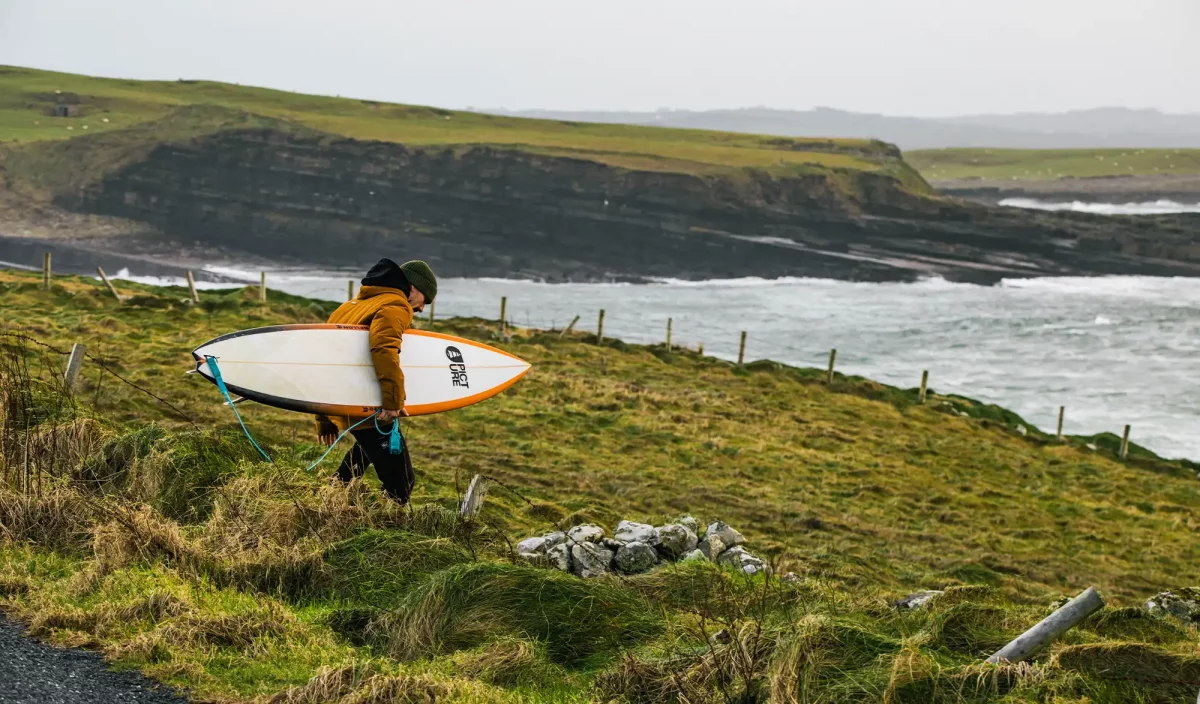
[58,129,1200,283]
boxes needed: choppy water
[1000,198,1200,215]
[109,267,1200,460]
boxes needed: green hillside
[0,65,927,186]
[2,269,1198,702]
[907,147,1200,181]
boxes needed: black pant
[335,427,416,504]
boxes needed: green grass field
[906,147,1200,181]
[2,269,1199,702]
[0,65,911,180]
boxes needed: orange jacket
[314,285,413,435]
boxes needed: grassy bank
[0,65,922,183]
[905,147,1200,181]
[2,268,1199,702]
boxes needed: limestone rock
[699,535,727,560]
[716,546,766,575]
[614,542,659,574]
[567,524,605,544]
[705,521,745,548]
[676,515,701,535]
[895,590,944,611]
[517,532,565,557]
[602,538,625,552]
[571,542,615,578]
[547,543,572,572]
[780,572,801,585]
[614,520,660,546]
[656,524,698,559]
[1146,588,1200,623]
[679,549,705,563]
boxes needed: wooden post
[986,587,1104,664]
[186,270,199,304]
[597,309,605,343]
[428,299,435,324]
[919,370,929,404]
[460,474,489,519]
[500,296,508,329]
[348,280,355,301]
[737,331,747,367]
[826,348,837,384]
[666,318,673,349]
[259,271,267,302]
[1119,424,1131,459]
[42,252,51,290]
[95,267,121,302]
[1056,406,1065,441]
[560,314,580,337]
[63,343,86,392]
[697,342,704,355]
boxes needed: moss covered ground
[2,268,1199,702]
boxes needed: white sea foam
[103,269,236,290]
[1000,198,1200,215]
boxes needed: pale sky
[1,0,1197,116]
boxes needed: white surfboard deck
[192,324,531,417]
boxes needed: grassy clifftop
[906,147,1200,181]
[0,65,930,189]
[2,269,1199,702]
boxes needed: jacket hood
[361,258,411,293]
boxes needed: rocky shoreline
[932,173,1200,205]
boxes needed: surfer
[314,258,438,504]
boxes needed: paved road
[0,614,187,703]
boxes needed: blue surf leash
[203,355,390,471]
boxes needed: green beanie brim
[399,260,438,303]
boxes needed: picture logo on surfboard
[445,346,469,388]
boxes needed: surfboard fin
[224,396,249,406]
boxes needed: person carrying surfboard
[315,258,437,504]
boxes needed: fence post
[42,252,51,290]
[186,270,199,304]
[348,280,355,301]
[986,587,1104,664]
[826,348,837,384]
[429,299,435,325]
[560,314,580,337]
[737,331,747,367]
[597,309,605,343]
[460,474,489,519]
[697,342,704,355]
[1119,425,1131,459]
[500,296,508,330]
[1056,406,1065,441]
[666,318,673,349]
[919,370,929,404]
[63,343,87,392]
[96,267,122,302]
[259,271,267,302]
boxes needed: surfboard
[191,324,531,417]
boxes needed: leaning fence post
[1056,406,1065,441]
[826,348,837,384]
[63,343,87,392]
[259,271,267,302]
[42,252,51,290]
[666,318,673,349]
[428,299,435,324]
[560,314,580,337]
[919,370,929,404]
[1119,425,1131,459]
[186,270,199,304]
[500,296,508,330]
[597,309,605,343]
[348,280,355,301]
[986,587,1104,664]
[697,342,704,355]
[737,331,747,368]
[96,267,122,302]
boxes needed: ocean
[107,267,1200,461]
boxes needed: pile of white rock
[516,516,767,578]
